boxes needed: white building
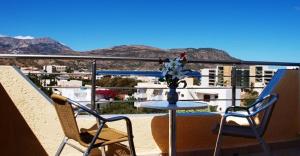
[54,87,91,106]
[20,67,42,75]
[134,77,241,112]
[54,86,113,107]
[250,66,276,93]
[69,70,91,80]
[200,68,217,87]
[201,66,277,95]
[57,80,82,87]
[43,65,67,73]
[200,66,233,87]
[286,66,299,70]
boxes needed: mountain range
[0,36,238,70]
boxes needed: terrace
[0,54,300,156]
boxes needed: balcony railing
[1,54,299,112]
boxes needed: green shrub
[209,105,218,112]
[243,90,259,107]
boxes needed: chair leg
[257,136,271,156]
[56,137,69,156]
[246,117,271,156]
[214,117,225,156]
[84,124,104,156]
[128,135,136,156]
[101,146,106,156]
[126,121,136,156]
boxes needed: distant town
[19,64,298,113]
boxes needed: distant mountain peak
[14,35,35,40]
[95,45,163,51]
[0,36,73,54]
[118,45,162,50]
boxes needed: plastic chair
[51,94,136,156]
[214,93,279,156]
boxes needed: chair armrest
[247,94,277,109]
[224,112,250,118]
[225,106,250,114]
[247,93,278,116]
[105,116,130,122]
[105,116,135,139]
[67,98,134,137]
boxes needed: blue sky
[1,0,300,62]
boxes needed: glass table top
[136,101,208,110]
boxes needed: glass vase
[167,87,178,105]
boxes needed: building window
[138,98,147,101]
[153,89,162,96]
[138,89,146,93]
[204,94,210,102]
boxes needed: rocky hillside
[87,45,235,60]
[0,37,238,70]
[86,45,238,70]
[0,37,74,54]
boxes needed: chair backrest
[51,94,81,141]
[249,70,284,136]
[251,94,278,136]
[258,69,285,98]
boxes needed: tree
[96,77,139,95]
[193,77,200,85]
[28,73,53,96]
[242,90,259,107]
[65,67,73,73]
[250,82,255,92]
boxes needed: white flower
[162,67,168,76]
[161,56,188,81]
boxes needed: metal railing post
[231,65,236,106]
[91,59,97,111]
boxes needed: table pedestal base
[169,110,176,156]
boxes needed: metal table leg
[169,110,176,156]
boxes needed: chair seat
[226,115,260,126]
[222,124,258,138]
[213,123,259,138]
[79,127,128,147]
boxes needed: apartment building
[235,68,250,87]
[250,66,276,87]
[201,65,275,91]
[43,65,67,73]
[201,68,217,87]
[201,66,232,87]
